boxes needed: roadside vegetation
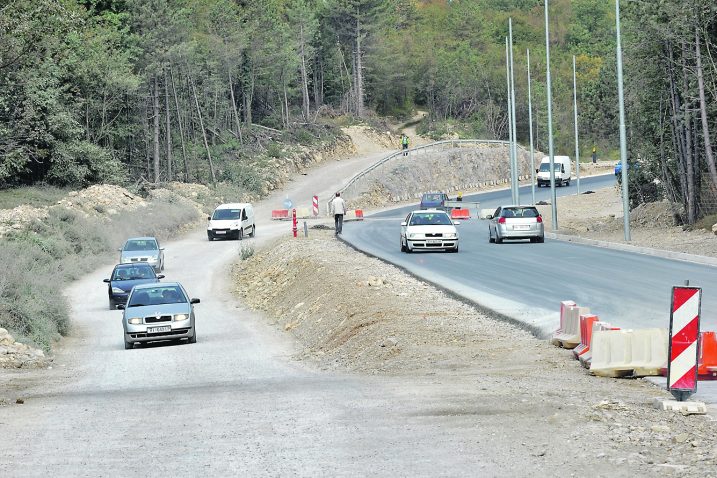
[0,193,200,351]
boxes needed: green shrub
[240,244,255,260]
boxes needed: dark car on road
[420,192,450,211]
[103,263,164,310]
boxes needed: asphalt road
[341,174,717,403]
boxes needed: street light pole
[616,0,631,241]
[544,0,558,230]
[509,18,519,205]
[506,37,515,201]
[527,49,536,205]
[572,55,581,195]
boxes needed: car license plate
[514,225,529,230]
[216,230,226,235]
[148,326,171,334]
[427,240,442,245]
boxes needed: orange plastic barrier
[271,209,289,220]
[573,314,599,359]
[450,208,470,220]
[355,209,364,220]
[698,331,717,378]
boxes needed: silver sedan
[488,205,545,243]
[118,282,199,349]
[119,237,165,272]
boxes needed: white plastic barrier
[479,208,495,219]
[551,305,589,349]
[590,328,668,378]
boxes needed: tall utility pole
[509,18,519,205]
[544,0,558,229]
[616,0,631,241]
[572,55,581,195]
[527,49,536,205]
[505,37,516,199]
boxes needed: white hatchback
[400,209,460,253]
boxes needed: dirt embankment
[234,229,717,472]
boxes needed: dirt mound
[630,200,679,228]
[0,328,49,369]
[56,184,147,216]
[342,125,395,154]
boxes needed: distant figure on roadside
[330,192,346,235]
[457,192,463,202]
[401,134,409,156]
[592,146,597,164]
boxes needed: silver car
[400,209,460,253]
[118,282,199,349]
[119,237,165,272]
[488,205,545,243]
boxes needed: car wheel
[109,299,115,310]
[237,229,243,241]
[188,330,197,344]
[537,235,545,243]
[161,260,165,272]
[449,245,459,253]
[400,237,406,252]
[495,234,503,244]
[249,224,255,237]
[489,228,495,243]
[207,234,213,241]
[406,242,413,253]
[124,340,133,350]
[566,179,570,186]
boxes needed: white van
[207,203,255,240]
[536,155,572,187]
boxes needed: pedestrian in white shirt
[330,192,346,235]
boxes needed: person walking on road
[330,192,346,235]
[401,134,409,156]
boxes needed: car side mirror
[207,216,211,220]
[116,304,125,310]
[453,221,461,226]
[535,169,539,173]
[486,214,493,219]
[159,247,165,251]
[157,274,165,279]
[103,279,110,283]
[190,298,200,304]
[400,222,407,226]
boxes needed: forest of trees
[1,0,716,223]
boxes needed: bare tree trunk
[169,67,189,181]
[164,70,173,182]
[682,43,696,224]
[299,23,311,121]
[283,80,290,128]
[228,70,243,144]
[668,44,690,213]
[188,73,216,185]
[355,13,364,118]
[152,76,161,183]
[695,25,717,190]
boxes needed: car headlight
[128,317,143,325]
[407,233,417,239]
[111,287,125,294]
[173,314,189,322]
[445,233,457,239]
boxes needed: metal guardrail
[328,139,511,206]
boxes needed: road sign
[312,195,318,216]
[667,286,701,401]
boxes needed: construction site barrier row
[551,299,717,381]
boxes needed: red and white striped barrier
[667,286,701,399]
[312,195,319,217]
[272,209,289,220]
[573,314,599,359]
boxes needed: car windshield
[124,239,158,252]
[212,208,241,220]
[113,265,155,281]
[410,213,452,226]
[539,163,562,172]
[422,194,442,202]
[128,285,187,307]
[502,207,540,218]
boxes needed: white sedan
[400,209,460,253]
